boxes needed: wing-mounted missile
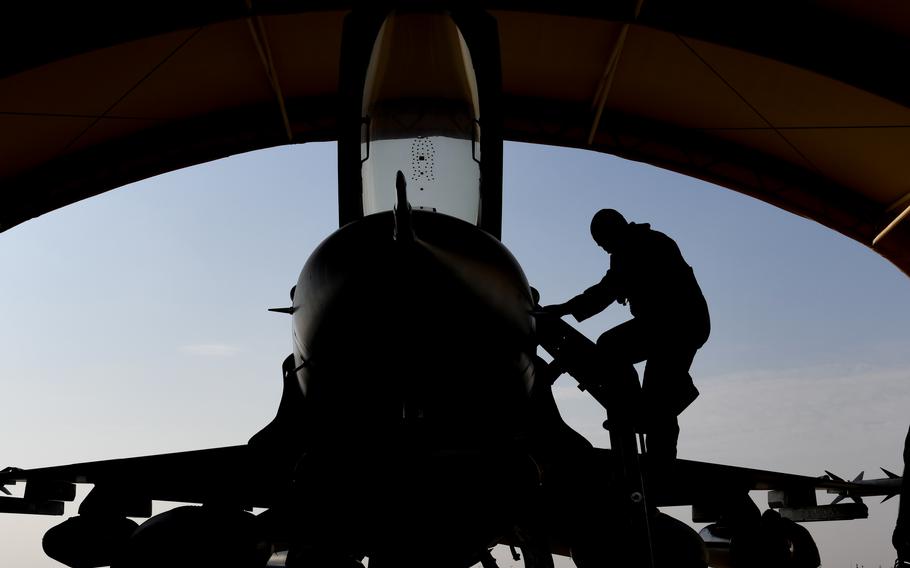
[0,467,72,516]
[0,467,14,495]
[756,470,894,522]
[825,470,865,505]
[880,467,902,503]
[824,469,903,505]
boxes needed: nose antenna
[393,170,415,243]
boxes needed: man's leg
[595,319,649,414]
[640,348,697,489]
[593,320,655,568]
[643,415,680,464]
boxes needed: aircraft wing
[0,439,895,568]
[673,455,845,497]
[0,445,288,517]
[1,444,884,520]
[532,310,890,523]
[675,454,872,514]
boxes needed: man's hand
[536,304,569,317]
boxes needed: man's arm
[542,273,619,322]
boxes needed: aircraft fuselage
[254,210,542,563]
[290,209,537,450]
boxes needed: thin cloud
[179,343,240,357]
[553,361,910,467]
[662,361,910,486]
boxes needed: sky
[1,140,908,567]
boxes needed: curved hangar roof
[3,2,910,274]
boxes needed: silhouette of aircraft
[1,4,908,568]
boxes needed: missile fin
[882,468,900,479]
[825,470,845,482]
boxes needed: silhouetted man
[895,424,910,566]
[541,209,709,474]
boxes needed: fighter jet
[0,8,901,568]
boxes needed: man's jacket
[566,223,708,329]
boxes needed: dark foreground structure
[1,3,908,568]
[896,425,910,565]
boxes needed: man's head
[590,208,628,253]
